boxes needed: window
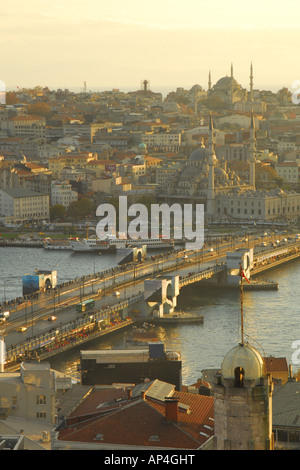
[289,431,300,442]
[277,430,288,442]
[234,367,244,387]
[36,395,46,405]
[36,412,46,419]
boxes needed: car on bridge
[16,326,27,333]
[48,316,57,322]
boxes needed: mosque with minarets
[159,110,300,223]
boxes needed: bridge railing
[5,292,145,361]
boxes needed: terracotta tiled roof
[56,383,214,449]
[58,399,206,448]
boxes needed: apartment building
[0,361,73,424]
[50,181,78,208]
[4,115,46,139]
[156,163,181,186]
[48,152,97,178]
[275,161,300,183]
[140,131,182,151]
[0,188,49,224]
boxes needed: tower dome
[221,342,264,384]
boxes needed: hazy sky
[2,0,300,93]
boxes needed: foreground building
[51,379,214,450]
[213,342,273,450]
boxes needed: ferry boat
[43,237,77,250]
[71,237,113,252]
[71,235,175,252]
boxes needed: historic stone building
[207,64,248,108]
[158,112,300,223]
[213,341,273,450]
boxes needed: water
[1,247,300,385]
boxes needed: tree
[27,102,52,118]
[50,204,66,220]
[67,198,93,219]
[6,92,21,105]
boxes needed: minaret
[230,63,234,104]
[249,111,256,189]
[249,62,254,102]
[208,70,212,91]
[207,112,215,215]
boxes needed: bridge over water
[2,234,300,369]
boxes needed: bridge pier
[226,249,253,285]
[143,276,180,318]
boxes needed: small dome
[166,351,181,361]
[190,84,204,93]
[138,142,147,148]
[221,343,264,383]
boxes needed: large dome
[189,146,209,162]
[215,76,239,88]
[221,343,264,383]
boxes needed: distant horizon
[2,1,300,98]
[6,82,295,98]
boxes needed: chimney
[141,391,146,400]
[164,397,179,423]
[127,388,132,399]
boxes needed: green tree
[67,198,93,219]
[50,204,66,220]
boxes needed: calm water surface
[1,247,300,384]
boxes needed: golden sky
[2,0,300,92]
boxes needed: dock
[149,311,204,325]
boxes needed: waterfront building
[80,342,182,391]
[0,187,49,224]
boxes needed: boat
[71,236,113,252]
[43,237,77,250]
[70,235,175,252]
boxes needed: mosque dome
[215,76,239,88]
[180,165,202,178]
[221,343,264,384]
[190,84,204,93]
[189,146,209,162]
[138,142,147,149]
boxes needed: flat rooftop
[80,350,150,363]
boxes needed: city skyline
[2,0,300,93]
